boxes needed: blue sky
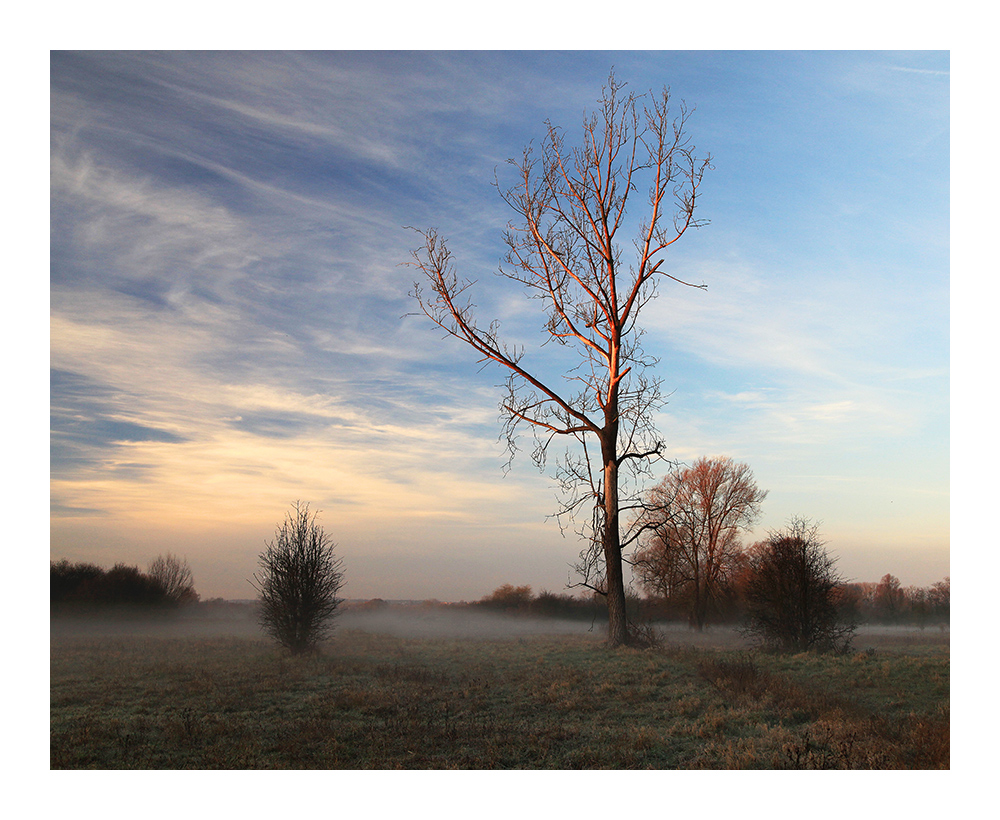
[50,51,950,601]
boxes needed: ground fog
[49,601,948,654]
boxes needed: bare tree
[873,573,904,624]
[409,72,711,647]
[927,576,950,625]
[740,517,856,653]
[251,502,345,654]
[633,456,767,630]
[147,553,198,605]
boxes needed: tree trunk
[689,561,705,631]
[693,583,707,632]
[602,431,629,648]
[604,536,628,647]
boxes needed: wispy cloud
[888,66,949,76]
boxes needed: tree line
[473,584,603,620]
[471,574,949,630]
[51,553,199,612]
[846,574,950,628]
[635,566,950,630]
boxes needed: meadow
[50,611,949,769]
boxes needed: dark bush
[51,559,172,611]
[740,518,857,653]
[96,563,170,606]
[50,560,105,604]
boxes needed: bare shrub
[783,722,892,770]
[148,553,198,605]
[626,620,663,649]
[251,502,345,654]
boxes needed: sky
[49,50,950,601]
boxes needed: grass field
[50,615,949,769]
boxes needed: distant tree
[633,520,689,602]
[740,518,856,653]
[479,583,534,612]
[251,502,345,654]
[834,582,864,628]
[905,585,930,629]
[532,589,563,616]
[148,553,199,606]
[847,581,878,621]
[531,589,575,617]
[927,576,950,624]
[633,456,767,630]
[873,573,905,623]
[409,72,712,647]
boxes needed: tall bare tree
[633,456,767,630]
[409,72,711,646]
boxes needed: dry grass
[50,624,948,769]
[695,649,949,768]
